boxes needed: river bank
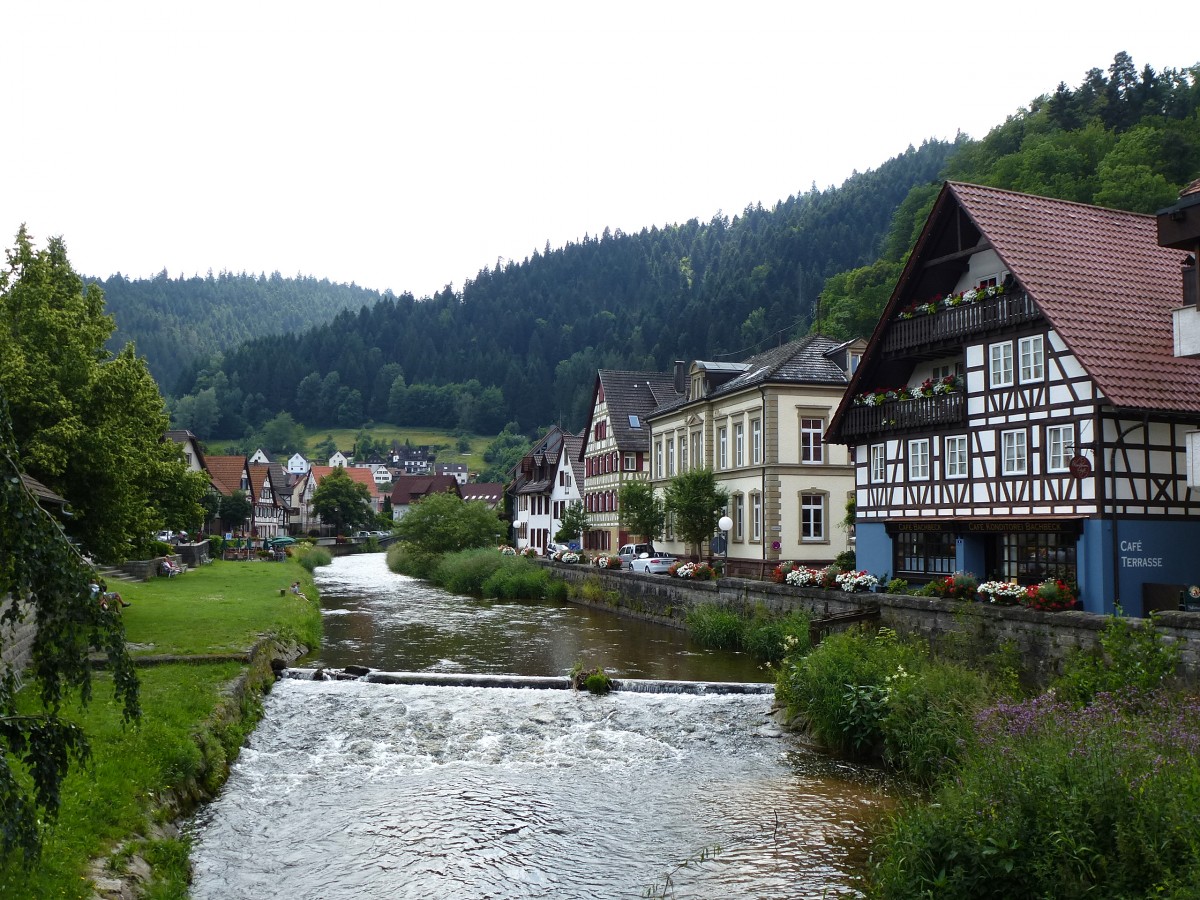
[1,557,322,900]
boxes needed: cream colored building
[646,336,863,577]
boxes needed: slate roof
[561,432,585,489]
[648,335,852,419]
[461,482,505,507]
[389,474,461,505]
[944,182,1192,414]
[21,473,66,506]
[583,370,682,457]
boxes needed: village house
[646,338,862,577]
[204,454,252,535]
[247,462,291,538]
[300,465,383,534]
[508,426,584,554]
[390,474,461,521]
[579,370,683,553]
[826,180,1200,615]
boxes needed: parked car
[545,541,565,558]
[617,543,653,569]
[155,530,175,543]
[629,552,675,574]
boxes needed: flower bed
[977,580,1026,606]
[926,571,979,601]
[669,561,717,580]
[594,554,623,569]
[1022,578,1080,612]
[498,545,517,556]
[835,570,879,593]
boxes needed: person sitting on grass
[290,581,303,595]
[91,578,130,609]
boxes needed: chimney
[1156,179,1200,356]
[673,360,686,394]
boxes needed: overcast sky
[6,2,1198,299]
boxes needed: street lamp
[718,515,733,576]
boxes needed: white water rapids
[187,679,888,898]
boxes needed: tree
[0,402,139,862]
[556,500,589,547]
[618,480,665,547]
[0,228,202,561]
[311,468,373,535]
[393,490,504,555]
[218,490,252,533]
[256,412,307,457]
[664,469,728,558]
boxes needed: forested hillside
[152,52,1198,446]
[92,270,384,392]
[169,139,957,438]
[816,53,1200,339]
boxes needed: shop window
[893,530,956,578]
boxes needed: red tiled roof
[390,474,461,504]
[205,455,247,496]
[949,182,1195,414]
[310,465,380,492]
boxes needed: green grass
[114,557,321,655]
[0,559,325,895]
[0,663,248,899]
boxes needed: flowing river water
[186,555,895,899]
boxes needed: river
[186,554,894,899]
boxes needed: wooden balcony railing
[882,291,1039,354]
[838,392,965,439]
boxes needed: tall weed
[685,604,744,651]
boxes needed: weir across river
[186,554,894,899]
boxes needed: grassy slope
[0,557,323,899]
[207,425,493,475]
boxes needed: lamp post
[718,515,733,576]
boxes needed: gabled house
[646,337,862,576]
[390,474,462,521]
[248,448,271,465]
[328,451,350,468]
[286,452,311,475]
[508,426,584,554]
[205,454,252,535]
[166,429,207,473]
[301,465,382,534]
[579,369,683,552]
[248,462,289,539]
[436,462,469,485]
[826,181,1200,615]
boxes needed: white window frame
[907,438,930,481]
[751,418,762,464]
[944,434,969,479]
[870,443,886,483]
[733,493,744,541]
[718,427,728,470]
[990,341,1014,388]
[735,423,744,467]
[1019,335,1044,383]
[751,492,762,542]
[801,493,826,542]
[680,433,688,472]
[1002,429,1028,475]
[801,417,825,464]
[623,453,636,472]
[655,441,663,479]
[667,438,675,476]
[1046,423,1075,473]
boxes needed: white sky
[6,1,1198,299]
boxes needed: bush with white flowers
[977,580,1026,605]
[836,570,880,593]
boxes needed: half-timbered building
[827,181,1200,615]
[508,426,584,555]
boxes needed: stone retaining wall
[546,562,1200,686]
[0,595,36,681]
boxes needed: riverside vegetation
[774,614,1199,897]
[1,554,323,900]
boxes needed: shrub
[742,610,812,664]
[386,542,439,579]
[481,561,549,600]
[669,561,716,580]
[977,580,1026,605]
[543,578,569,602]
[294,544,332,572]
[835,570,879,593]
[570,662,613,694]
[685,603,744,651]
[884,577,908,594]
[833,549,856,572]
[1054,612,1181,705]
[434,548,506,595]
[870,689,1200,898]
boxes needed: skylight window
[629,415,641,428]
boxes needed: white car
[629,552,675,574]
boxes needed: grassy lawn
[1,559,324,898]
[114,557,320,656]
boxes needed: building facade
[827,181,1200,615]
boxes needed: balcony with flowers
[881,284,1040,356]
[839,375,966,438]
